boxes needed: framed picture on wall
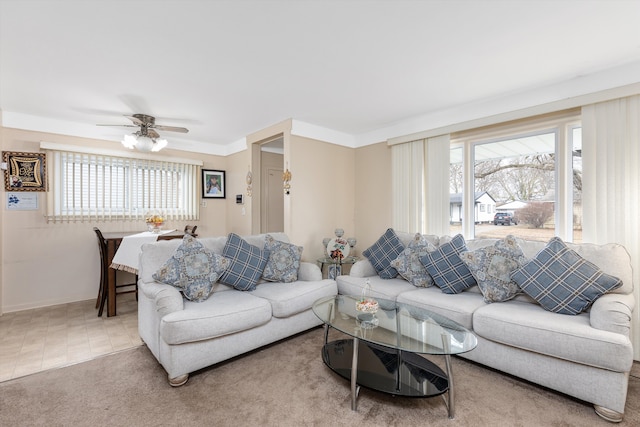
[2,151,47,191]
[202,169,226,199]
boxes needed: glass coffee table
[312,295,477,418]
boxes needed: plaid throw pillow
[219,233,270,291]
[362,228,405,279]
[153,235,229,302]
[510,237,622,315]
[420,234,476,294]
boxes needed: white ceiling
[1,0,640,156]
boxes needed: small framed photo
[202,169,226,199]
[3,151,47,191]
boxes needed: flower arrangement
[356,279,378,314]
[356,298,379,314]
[145,214,164,232]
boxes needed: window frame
[451,112,581,241]
[41,142,202,223]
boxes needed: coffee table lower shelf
[322,339,450,409]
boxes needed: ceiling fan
[97,113,189,152]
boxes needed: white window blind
[43,147,199,223]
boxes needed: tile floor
[0,293,141,382]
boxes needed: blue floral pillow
[219,233,270,291]
[459,235,527,303]
[391,233,437,287]
[362,228,405,279]
[420,234,476,294]
[153,235,229,302]
[510,237,622,315]
[262,234,303,283]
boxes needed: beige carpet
[1,327,638,426]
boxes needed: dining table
[102,230,184,317]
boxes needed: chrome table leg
[442,333,454,419]
[351,337,360,411]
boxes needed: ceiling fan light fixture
[121,133,168,152]
[135,136,155,152]
[102,114,183,153]
[122,134,137,149]
[152,138,168,152]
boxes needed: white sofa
[137,233,337,386]
[337,232,635,422]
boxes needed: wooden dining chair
[184,225,198,237]
[93,227,138,317]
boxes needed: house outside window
[450,112,581,242]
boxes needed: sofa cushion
[220,233,270,291]
[152,235,230,302]
[336,275,415,301]
[362,228,405,279]
[459,235,526,303]
[349,258,377,278]
[510,237,623,315]
[473,301,634,372]
[250,279,337,318]
[396,287,486,330]
[159,291,272,345]
[420,234,476,294]
[390,233,437,288]
[262,234,303,283]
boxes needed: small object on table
[327,237,350,260]
[145,214,165,233]
[356,279,379,327]
[356,298,379,314]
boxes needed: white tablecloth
[110,229,176,274]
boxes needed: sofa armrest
[350,259,376,277]
[298,262,322,281]
[590,292,636,336]
[139,280,184,317]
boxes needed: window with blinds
[44,148,199,223]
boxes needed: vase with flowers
[145,213,165,233]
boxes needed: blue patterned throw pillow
[420,234,476,294]
[153,235,230,302]
[262,234,303,283]
[220,233,270,291]
[510,237,623,315]
[391,233,437,287]
[362,228,405,279]
[459,235,527,303]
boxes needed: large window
[43,146,200,222]
[449,113,582,242]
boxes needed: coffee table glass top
[312,295,477,355]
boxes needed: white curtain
[424,134,451,236]
[392,139,425,233]
[391,134,450,235]
[582,95,640,360]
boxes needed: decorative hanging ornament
[246,165,253,197]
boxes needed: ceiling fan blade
[153,125,189,133]
[147,129,161,139]
[124,115,146,126]
[96,124,138,128]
